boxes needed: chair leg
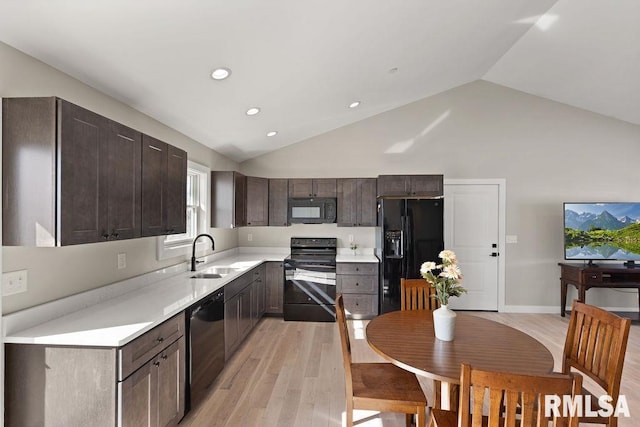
[345,400,353,427]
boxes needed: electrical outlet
[348,234,354,243]
[117,253,127,270]
[506,235,518,244]
[2,270,28,296]
[247,233,253,242]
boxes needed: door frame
[444,178,506,312]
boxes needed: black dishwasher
[186,289,225,411]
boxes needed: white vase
[433,305,457,341]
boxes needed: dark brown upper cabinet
[2,97,186,246]
[141,135,187,236]
[211,171,247,228]
[288,178,337,198]
[337,178,377,227]
[268,179,289,226]
[246,176,268,226]
[2,97,143,246]
[377,174,443,198]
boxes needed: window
[156,161,209,260]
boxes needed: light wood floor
[179,313,640,427]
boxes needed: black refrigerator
[377,198,444,313]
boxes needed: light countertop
[4,249,379,348]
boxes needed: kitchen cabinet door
[377,174,443,197]
[312,178,337,198]
[141,135,167,236]
[211,171,246,228]
[239,290,252,339]
[106,120,142,240]
[288,178,337,198]
[356,178,377,226]
[156,338,186,427]
[337,178,377,227]
[337,179,358,226]
[246,176,269,226]
[266,262,284,314]
[58,99,110,245]
[165,145,187,234]
[409,175,443,197]
[268,178,289,226]
[288,178,313,197]
[377,175,409,197]
[224,294,240,359]
[141,135,187,236]
[120,357,157,427]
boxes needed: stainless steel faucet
[191,234,215,271]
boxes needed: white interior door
[444,182,502,311]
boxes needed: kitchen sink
[205,266,242,275]
[190,273,223,279]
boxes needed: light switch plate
[506,235,518,244]
[2,270,28,296]
[247,233,253,242]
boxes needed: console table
[559,262,640,317]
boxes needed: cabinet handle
[154,361,160,367]
[111,232,119,239]
[157,337,164,343]
[356,283,359,286]
[162,354,168,360]
[102,233,109,240]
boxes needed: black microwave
[287,198,337,224]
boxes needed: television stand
[559,263,640,317]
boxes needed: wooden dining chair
[431,363,583,427]
[400,278,444,408]
[335,294,427,427]
[562,300,631,427]
[400,278,439,311]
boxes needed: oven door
[284,261,336,321]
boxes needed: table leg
[561,280,568,317]
[578,285,586,305]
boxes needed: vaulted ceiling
[1,1,637,162]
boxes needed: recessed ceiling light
[246,107,261,116]
[266,131,278,137]
[211,67,231,80]
[349,101,361,109]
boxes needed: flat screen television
[564,202,640,266]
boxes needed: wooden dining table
[366,310,555,409]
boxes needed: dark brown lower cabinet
[4,314,186,427]
[120,337,185,427]
[265,261,284,314]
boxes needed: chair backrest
[401,278,439,311]
[458,363,582,427]
[562,300,631,399]
[335,294,354,397]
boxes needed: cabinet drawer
[583,271,603,284]
[342,294,378,319]
[337,263,378,275]
[119,312,184,380]
[338,275,377,293]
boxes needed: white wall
[3,40,640,313]
[241,80,640,309]
[1,42,239,313]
